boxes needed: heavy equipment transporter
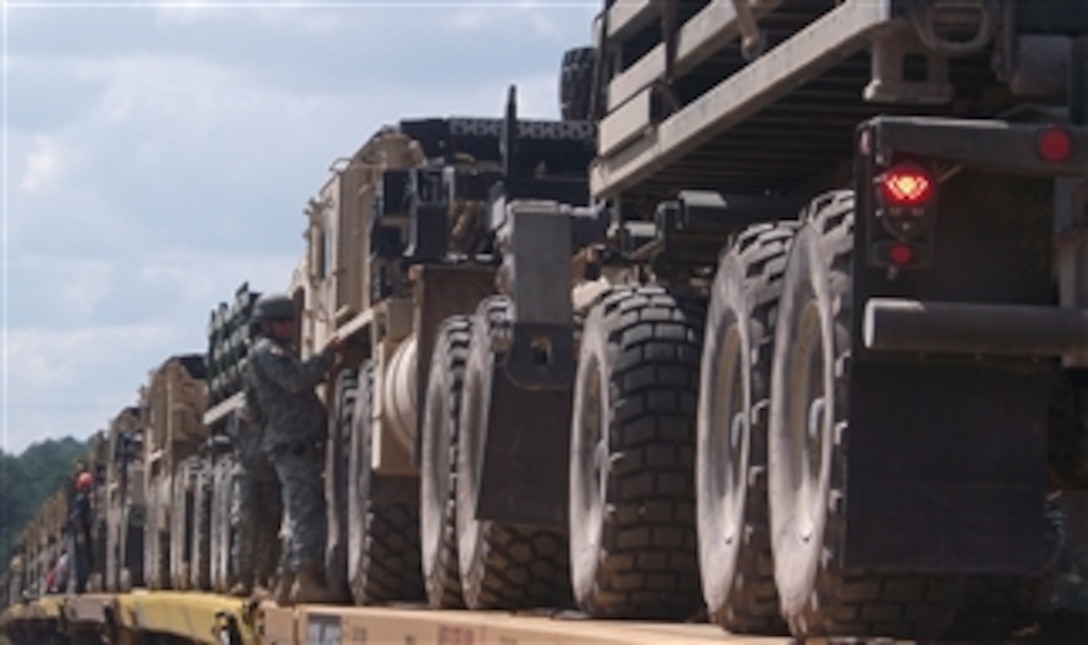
[3,1,1087,642]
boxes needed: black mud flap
[476,363,572,530]
[844,361,1050,575]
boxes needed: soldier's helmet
[250,293,295,323]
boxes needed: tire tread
[580,285,705,619]
[780,190,961,639]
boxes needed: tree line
[0,437,89,568]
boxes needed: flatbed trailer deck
[0,592,790,645]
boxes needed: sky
[1,0,600,456]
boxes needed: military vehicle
[275,0,1088,639]
[102,407,144,593]
[571,0,1088,639]
[139,355,208,591]
[3,1,1088,643]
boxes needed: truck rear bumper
[863,297,1088,363]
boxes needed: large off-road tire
[210,453,236,593]
[768,190,962,639]
[119,498,143,591]
[209,458,221,592]
[569,285,704,619]
[697,223,798,635]
[420,316,473,609]
[190,457,214,591]
[559,46,596,121]
[347,360,425,604]
[457,296,572,610]
[170,460,195,590]
[144,473,171,590]
[326,369,359,602]
[105,506,120,592]
[226,461,246,591]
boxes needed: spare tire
[559,47,596,122]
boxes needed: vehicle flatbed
[0,592,793,645]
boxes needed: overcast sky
[2,0,599,455]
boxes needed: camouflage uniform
[226,410,282,588]
[246,336,336,573]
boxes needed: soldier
[246,292,342,605]
[226,406,282,598]
[68,471,94,594]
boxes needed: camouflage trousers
[266,442,327,573]
[230,454,282,586]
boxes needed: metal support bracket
[865,22,953,104]
[500,200,576,389]
[863,298,1088,359]
[731,0,767,60]
[626,190,797,276]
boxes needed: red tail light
[879,164,934,205]
[888,242,915,267]
[871,161,938,269]
[1036,126,1073,163]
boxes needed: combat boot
[290,566,337,605]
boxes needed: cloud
[153,0,226,25]
[8,46,567,256]
[4,323,187,453]
[2,2,599,456]
[450,7,489,30]
[3,249,298,454]
[13,256,116,323]
[7,324,179,392]
[18,135,67,193]
[447,1,582,37]
[131,249,300,314]
[9,247,298,326]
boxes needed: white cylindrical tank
[382,335,418,450]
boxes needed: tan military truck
[240,1,1088,641]
[264,87,601,609]
[139,355,208,590]
[103,407,144,593]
